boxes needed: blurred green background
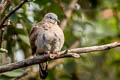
[0,0,120,80]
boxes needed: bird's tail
[39,62,48,79]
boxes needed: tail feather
[39,62,48,79]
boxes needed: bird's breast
[35,23,64,53]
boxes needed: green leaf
[18,34,30,46]
[0,48,8,53]
[1,69,25,77]
[0,75,14,80]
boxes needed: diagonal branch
[0,0,12,16]
[0,0,28,29]
[18,40,81,80]
[63,42,120,53]
[0,42,120,73]
[60,0,78,30]
[54,0,78,30]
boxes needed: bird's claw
[49,54,57,59]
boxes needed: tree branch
[19,40,80,80]
[0,29,4,48]
[0,42,120,73]
[0,0,12,16]
[0,0,9,16]
[0,0,28,29]
[54,0,78,30]
[60,0,78,30]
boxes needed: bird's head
[42,13,60,24]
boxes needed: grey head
[42,13,60,24]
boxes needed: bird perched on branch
[29,13,64,79]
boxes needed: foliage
[0,0,120,80]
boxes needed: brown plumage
[29,13,64,79]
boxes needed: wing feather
[29,26,38,55]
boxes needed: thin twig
[0,42,120,73]
[0,0,28,29]
[54,0,78,30]
[0,28,4,48]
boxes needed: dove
[29,13,64,79]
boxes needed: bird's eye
[48,16,52,19]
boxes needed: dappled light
[0,0,120,80]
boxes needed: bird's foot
[49,54,57,59]
[49,50,69,59]
[56,52,62,55]
[55,50,68,55]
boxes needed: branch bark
[0,42,120,73]
[0,0,12,16]
[0,0,28,29]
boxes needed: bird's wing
[29,23,48,79]
[29,25,38,55]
